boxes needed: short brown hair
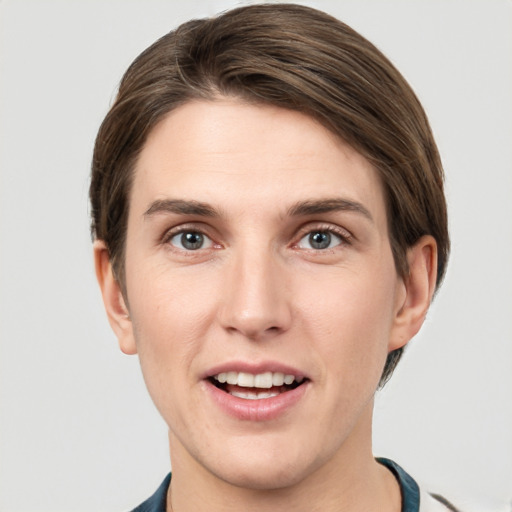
[90,3,449,385]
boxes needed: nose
[218,246,292,341]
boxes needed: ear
[388,235,438,352]
[93,240,137,355]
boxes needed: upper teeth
[213,371,303,388]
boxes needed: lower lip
[203,380,309,421]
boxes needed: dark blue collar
[131,459,420,512]
[377,457,420,512]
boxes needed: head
[90,3,449,387]
[91,4,450,493]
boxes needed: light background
[0,1,511,511]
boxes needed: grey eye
[170,231,212,250]
[298,230,342,250]
[309,232,331,249]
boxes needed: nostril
[224,322,283,341]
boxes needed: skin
[95,99,437,512]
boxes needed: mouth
[208,371,307,400]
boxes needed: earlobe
[388,235,438,352]
[93,240,137,355]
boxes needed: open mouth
[209,371,306,400]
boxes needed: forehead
[130,99,387,225]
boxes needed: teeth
[237,372,255,387]
[226,371,238,385]
[213,371,303,389]
[272,372,285,386]
[283,374,294,385]
[254,372,273,388]
[230,390,281,400]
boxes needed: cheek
[297,264,397,375]
[129,257,217,324]
[126,264,220,422]
[126,261,220,371]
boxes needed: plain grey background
[1,1,511,511]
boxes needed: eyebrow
[144,199,220,218]
[143,197,373,222]
[287,198,373,222]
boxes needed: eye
[169,231,213,251]
[297,230,344,250]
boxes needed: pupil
[182,232,203,250]
[309,231,330,249]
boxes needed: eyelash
[161,223,353,253]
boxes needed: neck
[166,402,400,512]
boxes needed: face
[106,99,415,490]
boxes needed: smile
[210,371,306,400]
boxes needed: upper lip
[202,361,308,380]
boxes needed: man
[90,4,456,511]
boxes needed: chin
[204,444,326,491]
[217,464,309,491]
